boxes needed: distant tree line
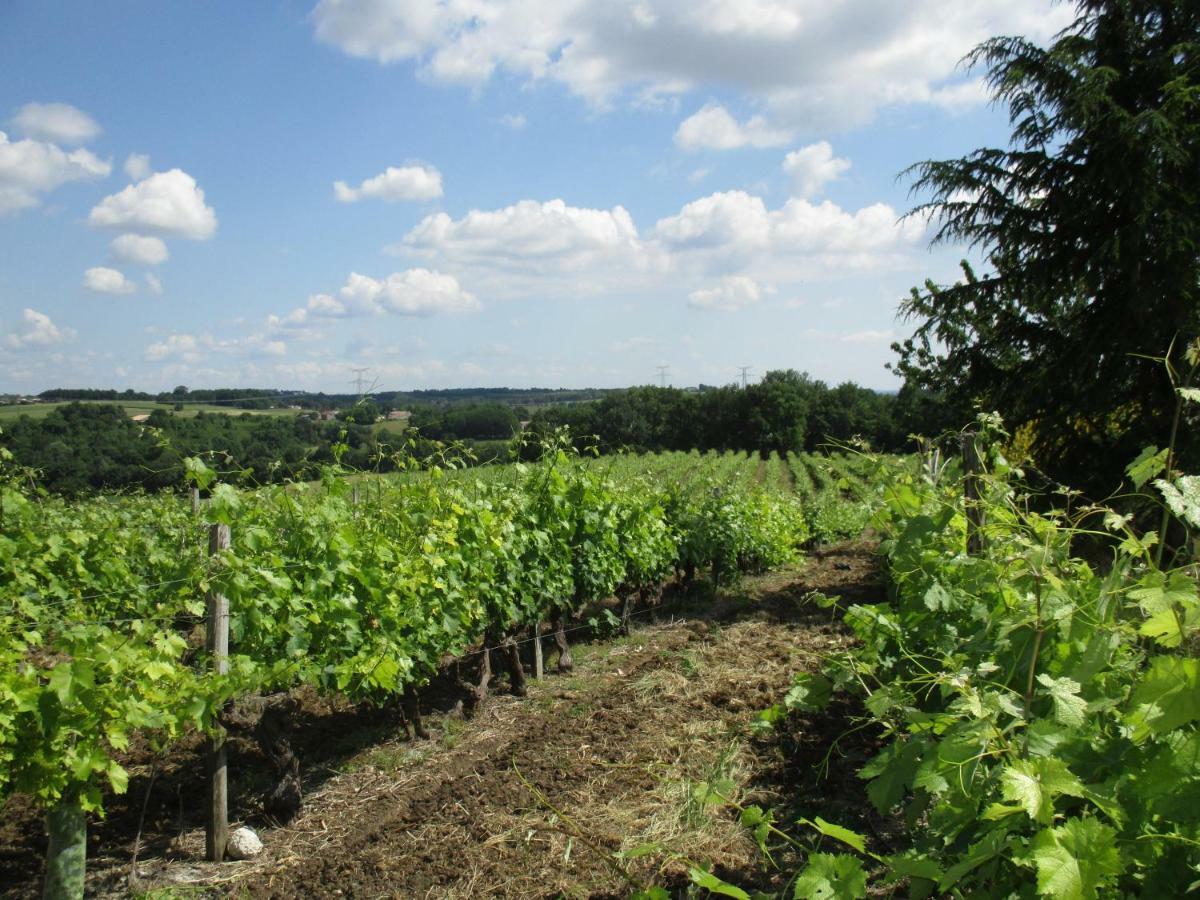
[4,375,951,494]
[0,404,387,495]
[33,385,614,412]
[526,371,951,456]
[38,386,290,410]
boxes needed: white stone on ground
[225,826,264,859]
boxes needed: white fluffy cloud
[782,141,850,198]
[145,333,200,362]
[653,190,771,251]
[88,169,217,239]
[144,332,285,365]
[687,275,763,311]
[339,270,479,315]
[0,130,110,214]
[653,190,924,267]
[124,153,151,181]
[111,233,169,266]
[145,273,163,295]
[10,102,101,145]
[83,266,138,295]
[401,198,648,278]
[311,0,1073,129]
[675,102,791,151]
[4,308,74,349]
[334,163,443,202]
[392,188,925,305]
[270,269,479,331]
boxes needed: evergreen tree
[893,0,1200,490]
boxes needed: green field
[0,400,301,421]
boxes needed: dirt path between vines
[2,542,883,899]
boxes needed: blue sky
[0,0,1073,394]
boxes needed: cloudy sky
[0,0,1073,394]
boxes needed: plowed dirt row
[2,543,881,899]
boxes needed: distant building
[131,414,151,423]
[387,410,411,421]
[319,409,337,421]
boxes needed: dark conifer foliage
[893,0,1200,491]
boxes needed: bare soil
[0,541,884,899]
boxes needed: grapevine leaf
[798,816,867,854]
[1036,674,1088,727]
[792,854,867,900]
[741,805,776,853]
[1102,510,1133,532]
[1139,606,1200,648]
[1126,446,1167,488]
[182,456,216,490]
[1154,476,1200,528]
[617,844,661,859]
[923,581,953,612]
[938,828,1015,892]
[1178,387,1200,404]
[880,850,942,884]
[208,483,242,525]
[1126,655,1200,742]
[687,867,750,899]
[106,761,129,794]
[997,757,1084,825]
[142,661,174,681]
[1029,818,1121,900]
[784,673,832,711]
[860,738,923,814]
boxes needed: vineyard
[3,432,1198,897]
[0,439,875,896]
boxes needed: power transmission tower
[350,367,371,396]
[737,366,752,389]
[655,365,670,388]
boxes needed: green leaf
[617,843,661,860]
[793,854,867,900]
[688,867,751,899]
[106,761,129,794]
[923,581,953,611]
[1127,655,1200,742]
[784,673,832,711]
[208,483,242,525]
[881,850,941,884]
[47,664,74,704]
[182,456,216,489]
[997,757,1084,825]
[1154,476,1200,528]
[1036,674,1088,727]
[1126,446,1167,488]
[142,660,175,681]
[1178,387,1200,404]
[938,828,1015,892]
[798,817,867,854]
[1029,818,1121,900]
[860,738,923,814]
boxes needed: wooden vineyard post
[352,483,360,507]
[961,431,985,555]
[190,487,201,514]
[205,523,231,862]
[532,621,544,680]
